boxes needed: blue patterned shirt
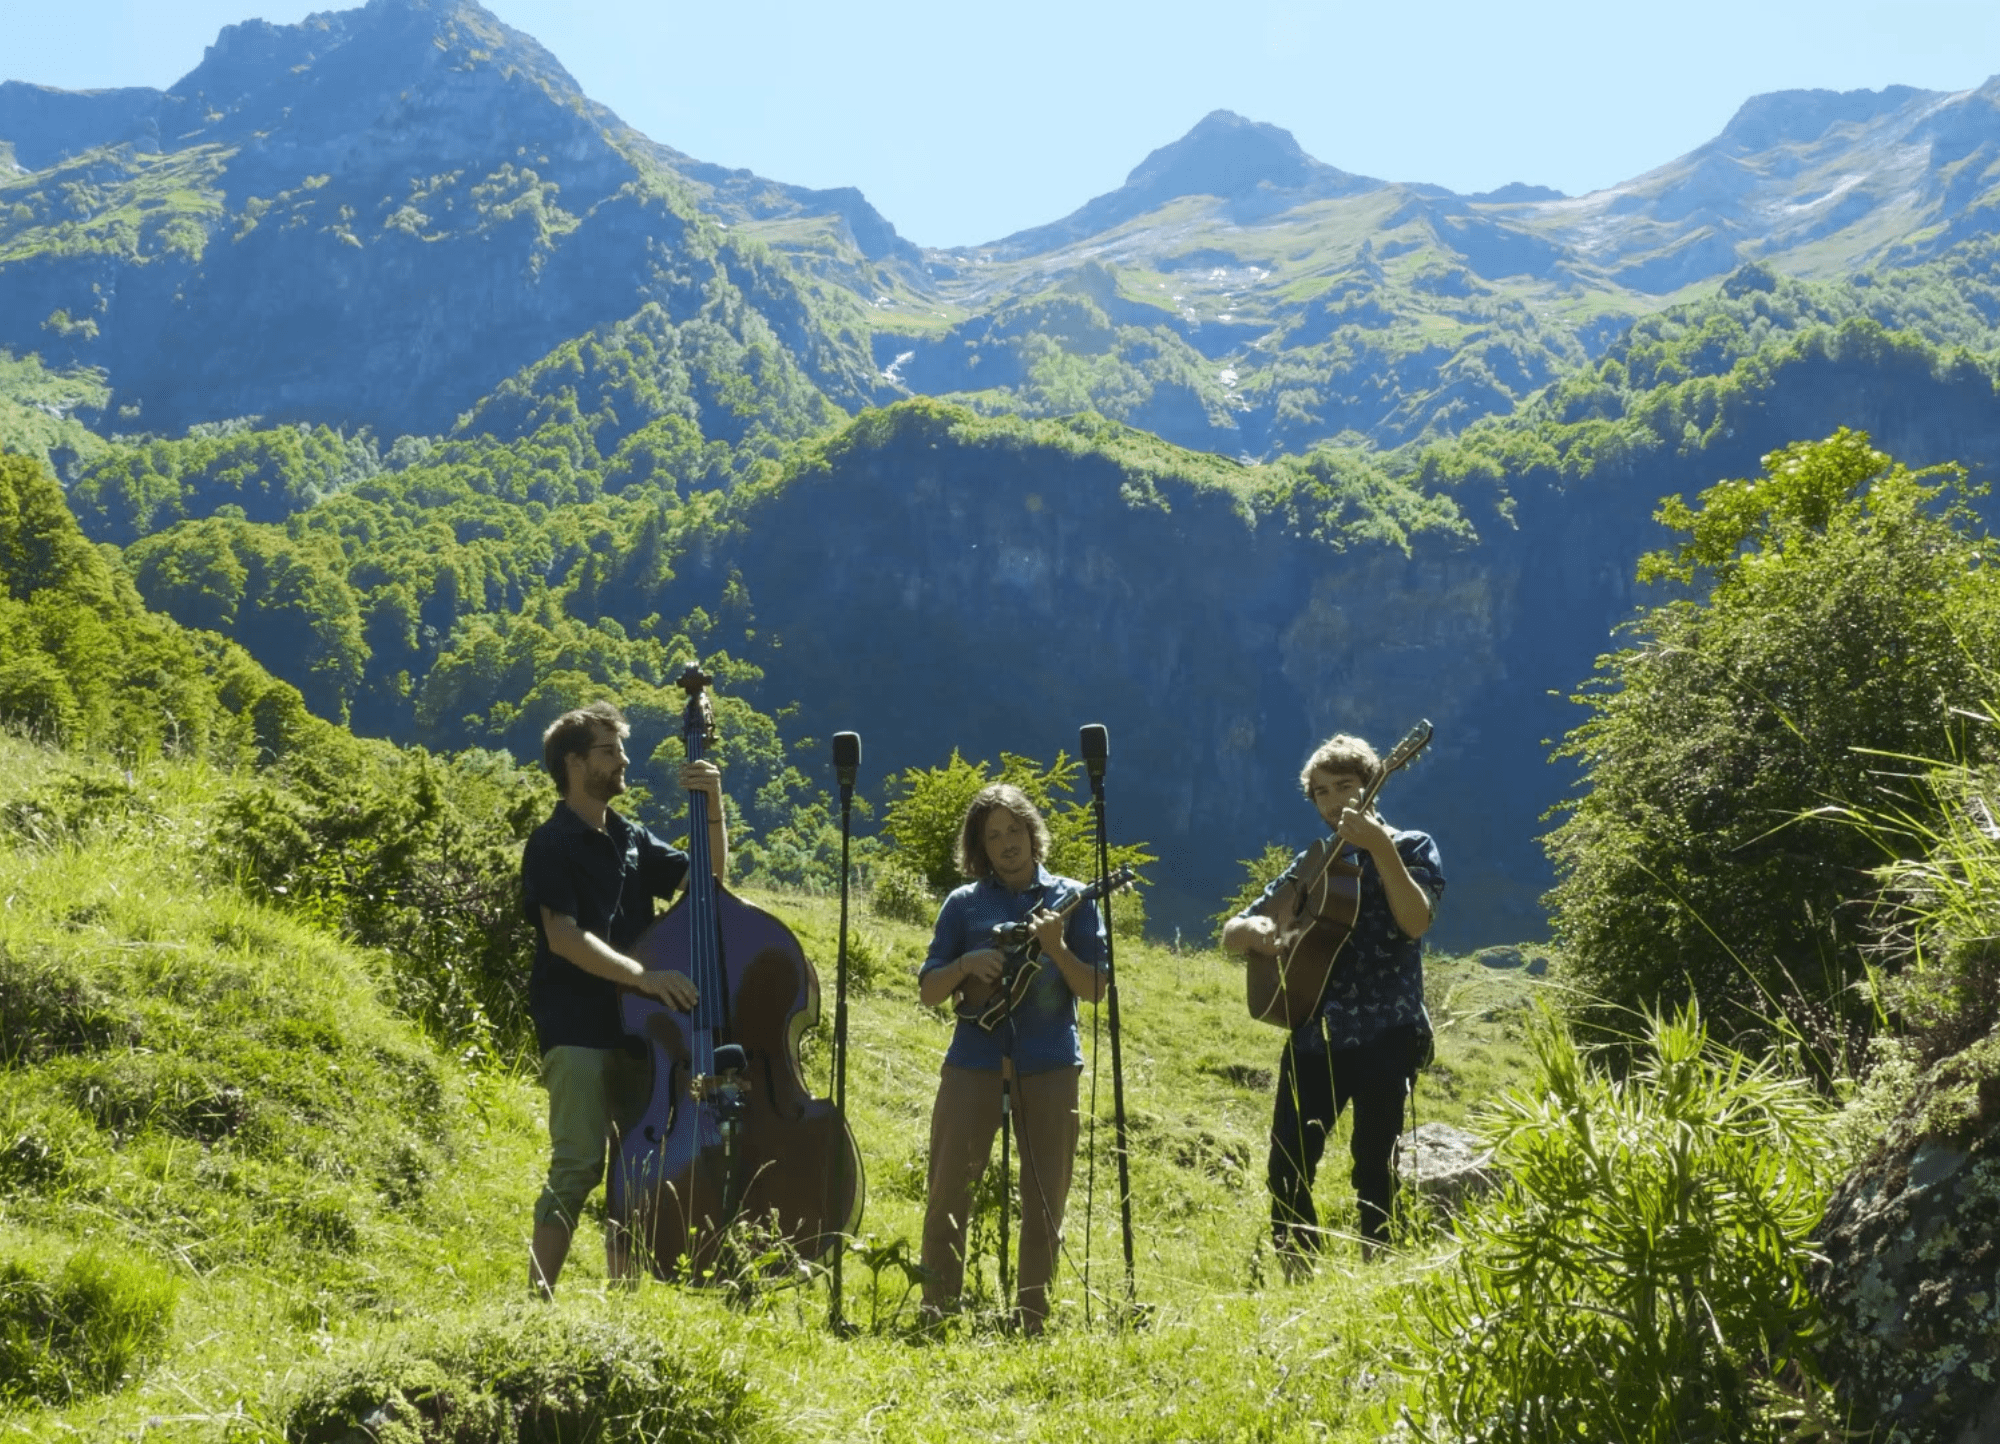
[1237,827,1444,1054]
[920,865,1108,1075]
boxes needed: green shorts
[535,1044,653,1229]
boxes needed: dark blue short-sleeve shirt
[521,801,690,1054]
[1236,827,1444,1055]
[919,865,1108,1075]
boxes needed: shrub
[880,749,1153,936]
[1545,430,2000,1062]
[286,1308,758,1444]
[870,859,936,927]
[0,1247,177,1408]
[1397,1005,1836,1442]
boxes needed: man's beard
[586,768,625,802]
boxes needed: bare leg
[530,1220,572,1298]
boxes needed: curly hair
[1298,733,1381,796]
[955,783,1050,879]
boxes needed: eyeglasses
[589,743,628,760]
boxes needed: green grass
[0,732,1548,1441]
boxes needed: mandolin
[954,865,1139,1032]
[1244,720,1433,1028]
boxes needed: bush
[0,1247,177,1407]
[880,749,1153,936]
[870,859,936,927]
[1545,430,2000,1061]
[1397,1005,1836,1442]
[286,1308,759,1444]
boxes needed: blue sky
[9,0,2000,248]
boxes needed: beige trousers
[922,1062,1081,1328]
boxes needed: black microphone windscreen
[1080,724,1109,763]
[713,1043,747,1075]
[832,732,861,769]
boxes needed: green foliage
[1828,704,2000,1108]
[209,743,547,1056]
[1544,430,2000,1059]
[1211,842,1298,936]
[1399,1006,1836,1442]
[69,422,381,543]
[0,451,325,765]
[869,858,937,927]
[286,1307,758,1444]
[880,748,1154,937]
[0,1247,176,1408]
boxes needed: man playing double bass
[1221,733,1442,1268]
[520,701,727,1297]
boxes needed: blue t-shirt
[1237,826,1444,1054]
[920,865,1108,1075]
[521,801,690,1054]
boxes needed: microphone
[1080,723,1108,784]
[713,1042,747,1076]
[833,732,861,793]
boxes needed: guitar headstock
[677,664,715,761]
[1382,719,1434,777]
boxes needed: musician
[1221,734,1442,1267]
[520,700,727,1297]
[917,783,1107,1335]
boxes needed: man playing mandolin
[917,783,1107,1335]
[1222,733,1442,1268]
[520,701,728,1297]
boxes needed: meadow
[0,731,1553,1443]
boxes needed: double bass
[607,665,864,1279]
[1244,720,1433,1028]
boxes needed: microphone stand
[828,733,860,1334]
[1082,726,1138,1315]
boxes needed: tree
[1544,429,2000,1063]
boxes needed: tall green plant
[1398,1005,1837,1443]
[880,749,1154,935]
[1544,429,2000,1057]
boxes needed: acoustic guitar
[1244,721,1433,1028]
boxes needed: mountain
[1513,81,2000,291]
[0,0,880,438]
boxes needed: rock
[1814,1081,2000,1441]
[1526,957,1547,976]
[1396,1122,1500,1211]
[1476,946,1525,969]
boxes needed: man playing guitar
[1222,733,1442,1269]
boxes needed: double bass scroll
[607,665,864,1280]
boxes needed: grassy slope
[1,733,1543,1441]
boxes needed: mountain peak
[1710,83,1938,155]
[1122,110,1326,198]
[981,110,1378,258]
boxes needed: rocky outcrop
[1397,1123,1498,1212]
[1815,1042,2000,1442]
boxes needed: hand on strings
[1336,805,1392,856]
[957,948,1005,987]
[1231,913,1281,955]
[679,759,722,809]
[639,968,699,1012]
[1027,907,1067,958]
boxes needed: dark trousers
[1267,1024,1419,1250]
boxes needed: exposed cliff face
[610,325,2000,943]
